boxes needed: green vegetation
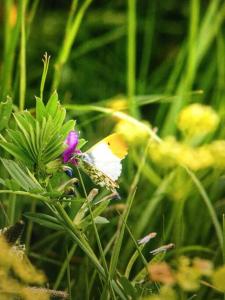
[0,1,225,299]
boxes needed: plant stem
[54,203,126,299]
[127,0,139,117]
[19,0,26,111]
[52,0,92,90]
[185,168,223,252]
[77,169,116,299]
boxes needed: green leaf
[94,216,109,224]
[133,252,166,283]
[0,91,77,172]
[0,178,5,186]
[78,200,110,228]
[6,129,34,162]
[36,97,46,121]
[53,105,66,129]
[117,276,137,299]
[0,137,33,165]
[61,120,76,138]
[77,138,87,149]
[0,98,12,131]
[46,91,58,117]
[24,212,64,231]
[1,159,43,192]
[0,178,20,190]
[14,113,37,159]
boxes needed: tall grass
[0,1,225,299]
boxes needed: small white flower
[150,243,175,255]
[138,232,157,245]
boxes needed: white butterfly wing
[86,143,122,181]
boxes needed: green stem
[54,244,77,290]
[66,246,72,300]
[185,0,199,90]
[19,0,26,111]
[223,214,225,300]
[54,203,126,299]
[185,168,223,252]
[0,190,52,203]
[52,0,92,90]
[77,169,116,299]
[223,214,225,263]
[127,0,138,117]
[124,223,148,279]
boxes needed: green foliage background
[0,0,225,299]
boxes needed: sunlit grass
[0,1,225,299]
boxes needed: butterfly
[0,221,25,258]
[77,133,128,192]
[0,220,24,245]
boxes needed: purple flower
[63,131,80,165]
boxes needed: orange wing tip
[103,133,128,159]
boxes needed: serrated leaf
[14,113,37,159]
[0,91,77,171]
[53,105,66,129]
[0,138,33,165]
[0,178,20,190]
[46,91,58,117]
[6,130,34,163]
[36,97,46,121]
[1,159,43,192]
[61,120,75,138]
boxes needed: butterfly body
[78,133,127,192]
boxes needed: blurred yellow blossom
[178,103,219,137]
[193,258,213,276]
[149,262,175,285]
[150,137,214,171]
[141,286,177,300]
[176,256,201,291]
[142,256,222,299]
[212,265,225,292]
[10,4,18,28]
[208,140,225,168]
[114,119,151,144]
[107,96,128,111]
[150,137,183,168]
[0,235,49,300]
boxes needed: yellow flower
[0,235,48,300]
[106,96,127,111]
[150,137,180,168]
[150,137,213,171]
[141,286,177,300]
[178,103,219,137]
[176,256,200,291]
[179,146,213,171]
[208,140,225,168]
[193,258,213,276]
[114,119,151,144]
[212,265,225,292]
